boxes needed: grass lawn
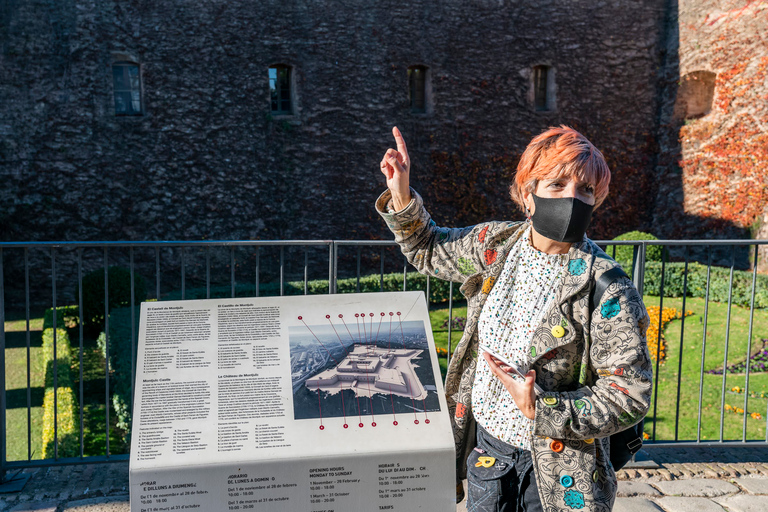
[4,314,127,461]
[427,296,768,443]
[4,317,44,461]
[644,295,768,442]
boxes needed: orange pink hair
[509,125,611,210]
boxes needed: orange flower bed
[645,306,694,363]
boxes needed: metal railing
[1,238,767,476]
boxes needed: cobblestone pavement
[2,447,768,511]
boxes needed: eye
[582,184,595,194]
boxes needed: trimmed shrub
[604,231,664,266]
[163,272,465,304]
[79,266,147,330]
[40,325,79,459]
[642,261,768,308]
[97,306,139,439]
[43,305,80,330]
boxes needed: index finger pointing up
[392,126,409,163]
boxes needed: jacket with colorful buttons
[377,189,653,512]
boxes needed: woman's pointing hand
[380,126,412,211]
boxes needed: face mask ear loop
[525,207,531,222]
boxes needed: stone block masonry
[0,0,667,244]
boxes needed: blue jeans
[466,425,543,512]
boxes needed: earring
[525,207,531,221]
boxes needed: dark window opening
[533,65,549,111]
[113,63,142,116]
[408,66,427,113]
[269,65,292,114]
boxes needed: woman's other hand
[483,352,537,420]
[380,126,412,211]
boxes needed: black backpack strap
[590,266,629,312]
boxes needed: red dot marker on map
[319,425,324,430]
[372,422,377,427]
[414,420,419,425]
[343,424,348,429]
[359,423,364,428]
[425,419,430,424]
[393,421,398,426]
[298,316,302,320]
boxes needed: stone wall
[0,0,667,244]
[652,0,768,241]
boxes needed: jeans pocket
[466,450,514,512]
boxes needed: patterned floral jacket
[377,189,652,512]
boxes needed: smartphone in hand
[479,344,544,396]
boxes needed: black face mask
[530,194,594,243]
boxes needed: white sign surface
[129,292,455,512]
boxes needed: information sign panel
[129,291,455,511]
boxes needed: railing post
[632,243,646,296]
[0,248,6,481]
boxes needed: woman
[376,126,652,512]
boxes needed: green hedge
[163,272,465,303]
[161,263,768,309]
[604,231,664,265]
[641,261,768,308]
[40,320,79,459]
[98,306,139,440]
[78,266,147,330]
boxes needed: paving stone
[733,477,768,495]
[656,496,726,512]
[61,496,130,511]
[617,481,661,497]
[653,479,739,497]
[656,496,724,512]
[7,502,58,512]
[612,498,663,512]
[713,494,768,512]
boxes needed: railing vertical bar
[651,242,665,442]
[380,247,385,293]
[77,249,84,459]
[447,281,454,385]
[25,249,32,460]
[304,248,309,295]
[0,248,6,472]
[52,247,58,459]
[279,246,285,297]
[181,247,186,300]
[130,248,136,420]
[255,247,260,297]
[155,247,160,301]
[206,247,211,300]
[356,246,362,293]
[329,243,335,294]
[104,248,110,457]
[743,245,759,442]
[426,275,431,306]
[402,256,407,292]
[231,247,236,298]
[719,246,737,442]
[697,247,713,442]
[674,245,690,442]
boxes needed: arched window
[113,62,142,116]
[532,65,556,112]
[677,70,716,119]
[408,65,429,114]
[269,65,293,115]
